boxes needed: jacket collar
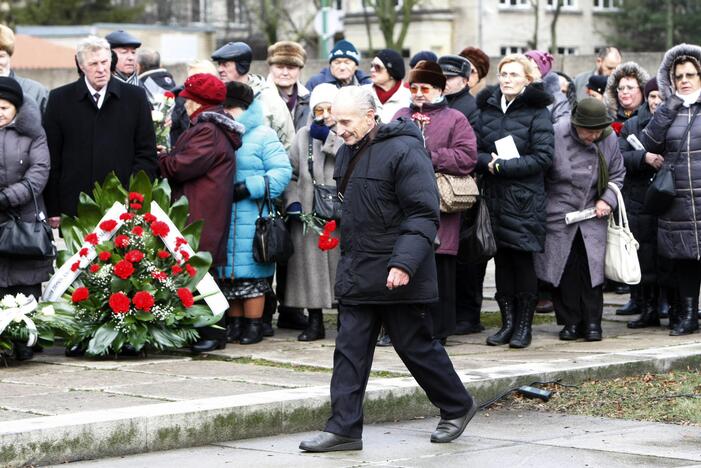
[76,76,121,103]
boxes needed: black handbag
[308,140,341,221]
[253,176,294,264]
[458,197,497,265]
[644,106,700,215]
[0,181,55,259]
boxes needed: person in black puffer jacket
[474,54,554,349]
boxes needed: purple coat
[393,101,477,254]
[534,120,626,287]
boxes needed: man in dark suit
[44,35,157,227]
[299,86,476,453]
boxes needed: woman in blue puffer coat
[220,82,292,345]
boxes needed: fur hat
[408,60,446,90]
[180,73,226,106]
[657,44,701,99]
[605,61,650,116]
[0,25,14,56]
[224,81,254,109]
[459,47,490,80]
[310,83,339,111]
[0,77,22,109]
[267,41,306,68]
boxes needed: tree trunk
[549,0,563,54]
[529,0,539,50]
[665,0,674,49]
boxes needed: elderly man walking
[299,86,476,453]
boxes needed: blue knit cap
[329,40,360,65]
[410,50,438,68]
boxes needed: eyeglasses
[370,62,385,72]
[314,106,332,117]
[617,85,640,93]
[410,84,434,95]
[497,72,524,80]
[674,72,699,81]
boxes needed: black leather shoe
[377,334,392,347]
[558,325,580,341]
[261,322,274,337]
[119,344,142,357]
[299,431,362,452]
[454,321,485,335]
[13,342,33,361]
[240,320,264,345]
[584,323,602,341]
[277,308,308,330]
[191,339,226,353]
[616,299,639,316]
[615,284,630,295]
[65,344,86,357]
[431,403,478,443]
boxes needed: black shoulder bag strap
[307,140,317,184]
[257,175,273,219]
[670,105,701,167]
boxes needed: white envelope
[495,135,521,160]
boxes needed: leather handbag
[435,173,479,213]
[644,106,700,215]
[0,181,55,259]
[307,141,341,221]
[253,176,294,264]
[605,182,641,285]
[458,197,497,265]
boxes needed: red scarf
[374,81,402,105]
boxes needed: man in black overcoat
[43,35,157,225]
[299,86,476,453]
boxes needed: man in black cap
[105,30,142,86]
[211,41,294,151]
[585,74,608,102]
[438,54,478,126]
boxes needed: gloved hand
[286,202,302,221]
[233,182,250,202]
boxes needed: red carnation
[71,287,89,303]
[150,221,170,237]
[611,121,623,135]
[109,292,130,314]
[157,250,170,259]
[130,203,142,210]
[99,219,118,232]
[318,234,339,251]
[84,232,99,245]
[98,251,111,261]
[129,192,144,202]
[79,247,89,257]
[179,250,190,261]
[164,91,175,99]
[132,291,155,312]
[177,287,194,308]
[125,249,145,263]
[70,261,81,272]
[119,212,134,221]
[323,220,337,233]
[89,264,100,273]
[185,264,196,277]
[171,265,183,275]
[151,270,168,281]
[114,259,135,279]
[143,213,157,224]
[115,235,129,249]
[175,237,188,249]
[131,226,144,236]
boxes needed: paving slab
[104,378,282,401]
[1,390,160,415]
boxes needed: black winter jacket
[445,86,479,127]
[474,83,554,252]
[333,118,439,304]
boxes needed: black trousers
[494,248,537,296]
[325,302,473,439]
[551,230,603,326]
[675,259,701,298]
[428,254,456,339]
[455,259,487,326]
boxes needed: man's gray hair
[334,86,377,114]
[76,35,111,66]
[138,48,161,73]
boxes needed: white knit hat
[310,83,339,112]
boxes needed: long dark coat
[43,77,158,217]
[534,121,626,288]
[475,83,554,252]
[158,109,243,267]
[641,43,701,260]
[334,118,439,305]
[0,99,53,287]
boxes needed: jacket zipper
[687,109,700,260]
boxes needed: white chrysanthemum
[152,110,164,122]
[42,305,56,316]
[1,295,17,308]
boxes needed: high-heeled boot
[670,297,699,336]
[240,319,264,345]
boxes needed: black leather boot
[670,297,700,336]
[13,342,33,361]
[240,319,264,345]
[657,287,670,319]
[486,293,516,346]
[616,285,640,316]
[277,307,308,330]
[226,316,244,343]
[627,285,660,329]
[298,309,325,341]
[191,339,226,353]
[509,293,537,348]
[262,293,276,337]
[668,289,680,330]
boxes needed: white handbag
[604,182,641,285]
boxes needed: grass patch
[480,311,555,328]
[490,369,701,426]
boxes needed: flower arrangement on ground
[44,171,221,356]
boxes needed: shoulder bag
[308,139,341,221]
[458,195,497,265]
[253,176,294,264]
[605,182,641,285]
[644,106,700,215]
[0,181,56,259]
[435,173,479,213]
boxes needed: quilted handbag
[604,182,641,285]
[252,176,294,264]
[0,181,55,260]
[435,173,478,213]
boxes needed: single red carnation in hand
[143,213,157,224]
[115,235,129,249]
[175,237,188,249]
[89,264,100,273]
[131,226,144,236]
[318,234,339,251]
[150,221,170,237]
[179,250,190,261]
[70,261,81,272]
[98,251,111,261]
[132,291,155,312]
[171,265,183,275]
[125,249,144,263]
[130,203,142,210]
[109,292,130,314]
[177,287,194,308]
[71,287,89,303]
[129,192,144,202]
[84,232,99,245]
[185,264,196,277]
[157,250,170,259]
[164,91,175,99]
[151,270,168,281]
[611,121,623,135]
[114,259,135,279]
[119,212,134,221]
[323,220,337,233]
[79,247,89,257]
[99,219,118,232]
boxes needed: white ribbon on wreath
[0,296,39,346]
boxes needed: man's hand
[386,267,410,290]
[644,152,664,170]
[595,199,612,218]
[48,216,61,229]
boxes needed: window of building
[499,0,529,8]
[557,47,577,55]
[593,0,620,10]
[500,46,527,55]
[547,0,576,8]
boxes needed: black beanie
[375,49,405,81]
[224,81,254,110]
[0,77,23,109]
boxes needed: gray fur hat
[604,61,650,116]
[657,43,701,99]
